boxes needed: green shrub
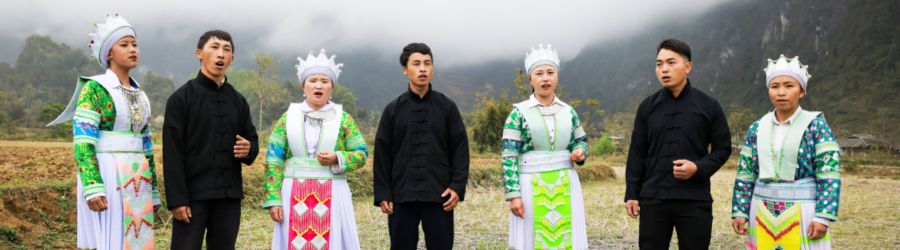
[590,133,616,156]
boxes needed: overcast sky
[1,0,730,67]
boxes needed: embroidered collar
[300,101,337,121]
[772,106,803,125]
[523,94,566,108]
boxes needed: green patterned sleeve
[141,124,160,205]
[567,107,589,166]
[263,112,290,208]
[501,107,526,200]
[811,116,841,223]
[334,112,369,174]
[732,121,760,219]
[73,81,107,200]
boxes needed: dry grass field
[0,141,898,249]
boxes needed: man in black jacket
[624,38,731,249]
[373,43,469,250]
[163,30,259,250]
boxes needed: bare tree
[253,53,279,130]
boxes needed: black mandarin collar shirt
[373,84,470,206]
[163,71,259,209]
[625,80,732,202]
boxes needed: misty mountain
[562,0,898,140]
[0,0,896,142]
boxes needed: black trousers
[388,201,454,250]
[170,198,242,250]
[639,198,712,250]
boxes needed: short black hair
[399,42,432,67]
[657,38,691,62]
[197,30,234,52]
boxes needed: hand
[442,188,460,212]
[509,198,524,218]
[808,221,828,240]
[625,200,640,218]
[673,159,698,180]
[172,205,192,223]
[87,196,109,212]
[379,201,394,215]
[732,218,748,235]
[316,151,338,165]
[234,135,251,158]
[570,148,586,163]
[269,206,284,222]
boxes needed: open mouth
[128,55,137,61]
[540,83,552,89]
[214,61,225,68]
[313,91,324,97]
[417,74,428,80]
[661,76,671,82]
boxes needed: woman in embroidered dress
[731,55,841,249]
[262,49,368,250]
[502,44,589,249]
[48,14,159,250]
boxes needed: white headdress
[765,54,811,90]
[89,13,136,67]
[296,49,343,84]
[524,44,560,75]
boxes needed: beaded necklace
[768,111,795,179]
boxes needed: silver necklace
[119,85,147,133]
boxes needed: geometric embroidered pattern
[754,200,801,250]
[263,112,369,208]
[532,169,572,249]
[289,179,331,250]
[117,157,154,250]
[732,114,840,249]
[763,200,795,217]
[71,78,159,250]
[501,105,588,199]
[732,115,842,222]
